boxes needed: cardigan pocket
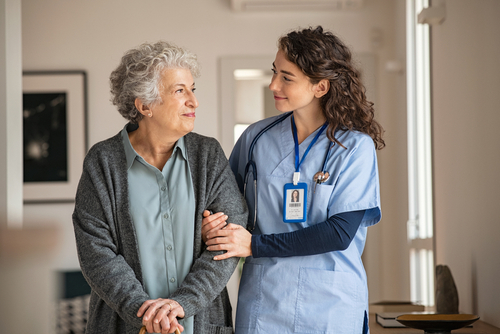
[207,323,234,334]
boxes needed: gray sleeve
[169,136,248,318]
[72,151,148,328]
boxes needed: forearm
[168,252,239,318]
[251,210,365,258]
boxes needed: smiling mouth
[182,112,196,117]
[274,95,286,100]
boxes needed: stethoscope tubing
[244,112,292,231]
[243,111,333,231]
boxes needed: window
[406,0,435,307]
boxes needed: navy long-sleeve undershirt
[251,210,365,258]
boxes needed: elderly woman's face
[150,68,198,138]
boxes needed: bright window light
[407,0,435,307]
[234,124,250,144]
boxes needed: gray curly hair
[110,41,200,123]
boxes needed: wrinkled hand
[201,210,228,243]
[205,223,252,260]
[137,298,185,334]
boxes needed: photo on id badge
[283,183,307,223]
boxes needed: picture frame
[23,71,88,204]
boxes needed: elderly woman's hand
[206,223,252,260]
[137,298,185,334]
[201,210,228,243]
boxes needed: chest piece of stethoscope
[313,171,330,184]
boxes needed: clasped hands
[136,211,250,333]
[202,210,252,260]
[137,298,184,334]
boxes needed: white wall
[8,0,407,333]
[431,0,500,327]
[362,0,410,304]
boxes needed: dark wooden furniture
[369,314,500,334]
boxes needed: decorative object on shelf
[435,264,459,314]
[23,71,87,204]
[396,314,479,334]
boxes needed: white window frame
[406,0,435,307]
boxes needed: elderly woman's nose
[187,92,199,108]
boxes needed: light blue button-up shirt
[121,126,195,334]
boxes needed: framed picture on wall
[23,71,87,204]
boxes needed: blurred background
[1,0,499,333]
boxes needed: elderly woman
[72,41,247,334]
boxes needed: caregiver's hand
[206,223,252,260]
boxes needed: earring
[148,113,152,117]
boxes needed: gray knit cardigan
[72,127,248,334]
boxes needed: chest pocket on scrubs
[307,183,334,225]
[294,267,360,334]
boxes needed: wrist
[250,235,258,257]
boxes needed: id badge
[283,182,307,223]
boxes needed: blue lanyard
[291,115,328,174]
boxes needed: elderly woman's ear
[135,98,152,118]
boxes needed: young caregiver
[203,26,385,333]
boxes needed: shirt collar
[121,123,188,170]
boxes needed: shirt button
[161,186,166,191]
[167,245,172,251]
[170,277,175,283]
[164,213,169,219]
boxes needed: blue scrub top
[229,114,381,334]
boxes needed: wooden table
[370,314,500,334]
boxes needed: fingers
[152,302,173,331]
[212,250,236,261]
[159,316,170,334]
[154,300,185,323]
[161,318,181,334]
[153,316,162,334]
[205,235,230,247]
[201,211,228,243]
[222,223,242,230]
[202,211,227,227]
[137,299,155,317]
[205,225,253,260]
[206,223,242,242]
[152,300,185,334]
[142,299,168,322]
[167,312,182,333]
[139,299,185,334]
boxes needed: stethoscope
[243,111,334,231]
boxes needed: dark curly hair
[278,26,385,149]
